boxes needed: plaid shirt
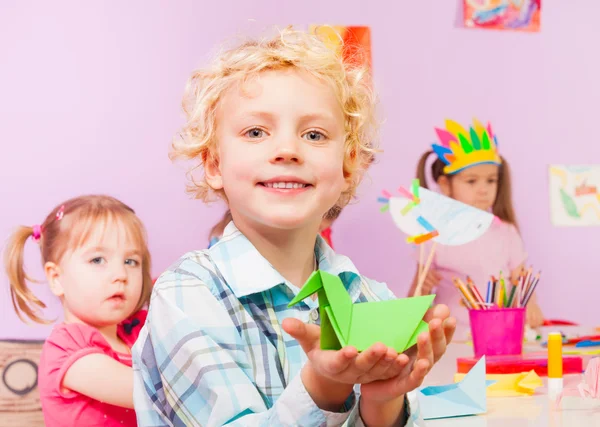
[132,222,423,426]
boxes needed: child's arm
[63,354,134,408]
[133,274,357,426]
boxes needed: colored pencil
[522,266,533,300]
[522,272,541,307]
[506,281,518,307]
[466,276,486,309]
[454,278,479,309]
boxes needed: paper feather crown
[431,118,502,175]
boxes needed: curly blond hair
[171,26,379,208]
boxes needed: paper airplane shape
[378,181,494,246]
[454,369,543,397]
[418,356,495,419]
[558,357,600,404]
[288,270,435,352]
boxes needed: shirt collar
[209,221,361,300]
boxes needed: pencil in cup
[453,278,486,310]
[465,277,487,310]
[521,271,541,307]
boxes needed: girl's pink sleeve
[42,324,112,398]
[506,224,528,270]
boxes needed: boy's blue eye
[303,131,324,142]
[90,257,105,264]
[246,128,264,138]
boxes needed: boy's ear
[437,175,452,197]
[205,151,224,190]
[44,262,64,297]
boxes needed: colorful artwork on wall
[549,165,600,227]
[463,0,541,32]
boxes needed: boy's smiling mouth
[258,177,313,191]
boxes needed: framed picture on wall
[463,0,541,32]
[549,165,600,227]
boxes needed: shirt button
[310,309,319,322]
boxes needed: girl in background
[409,119,544,336]
[4,195,153,427]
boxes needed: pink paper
[557,357,600,405]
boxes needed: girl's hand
[526,301,544,328]
[419,268,442,295]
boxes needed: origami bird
[288,270,434,352]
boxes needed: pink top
[414,220,527,340]
[38,310,147,427]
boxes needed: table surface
[421,326,600,426]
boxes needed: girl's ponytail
[416,150,447,188]
[4,226,49,323]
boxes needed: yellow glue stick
[548,332,563,400]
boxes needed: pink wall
[1,1,598,339]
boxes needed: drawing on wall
[309,25,372,71]
[549,165,600,227]
[463,0,541,32]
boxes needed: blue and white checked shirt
[132,222,423,426]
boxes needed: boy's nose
[271,138,303,164]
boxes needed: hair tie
[32,225,42,242]
[423,151,441,192]
[56,205,65,220]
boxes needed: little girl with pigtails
[4,195,153,427]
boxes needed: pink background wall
[1,1,598,339]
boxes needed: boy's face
[207,69,348,231]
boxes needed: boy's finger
[357,347,398,381]
[353,342,387,373]
[429,319,447,363]
[417,330,434,369]
[443,317,457,344]
[281,318,320,353]
[318,346,358,375]
[404,358,430,390]
[423,304,450,323]
[380,353,411,379]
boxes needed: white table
[422,326,600,426]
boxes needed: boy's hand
[360,304,456,404]
[282,318,412,412]
[282,319,409,385]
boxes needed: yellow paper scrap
[454,370,542,397]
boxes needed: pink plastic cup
[469,308,525,357]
